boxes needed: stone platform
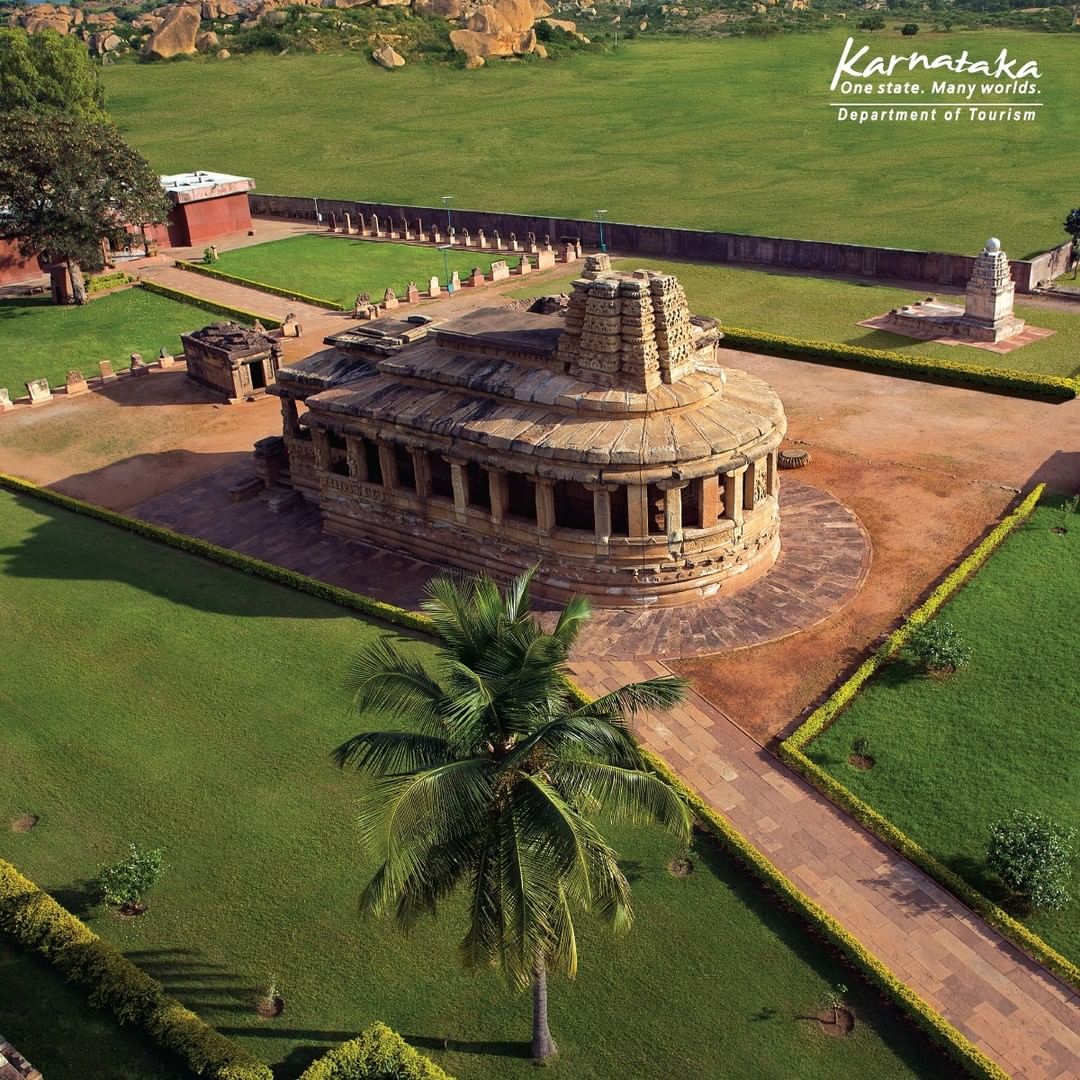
[131,466,869,661]
[859,309,1054,355]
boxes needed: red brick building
[158,171,255,249]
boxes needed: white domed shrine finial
[986,237,1002,253]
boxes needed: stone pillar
[626,484,651,537]
[534,478,556,535]
[489,468,509,525]
[700,475,720,526]
[312,429,331,472]
[724,467,745,526]
[743,461,756,513]
[410,447,430,499]
[378,442,399,490]
[767,451,778,497]
[281,396,300,438]
[659,479,688,543]
[346,434,368,482]
[585,482,617,543]
[448,459,469,522]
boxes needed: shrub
[299,1022,452,1080]
[900,21,919,34]
[987,811,1075,911]
[98,843,166,909]
[858,13,886,29]
[906,620,971,673]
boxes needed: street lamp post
[595,209,608,254]
[439,244,454,293]
[441,195,454,234]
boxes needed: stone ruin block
[489,259,510,282]
[157,347,176,369]
[450,270,461,291]
[383,287,399,309]
[536,248,556,270]
[98,359,116,381]
[26,378,52,405]
[468,266,485,287]
[0,387,12,412]
[477,230,489,249]
[405,282,421,303]
[129,352,149,377]
[517,255,531,275]
[65,370,89,396]
[428,275,441,297]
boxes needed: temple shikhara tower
[255,264,788,607]
[960,237,1026,342]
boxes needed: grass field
[210,236,505,308]
[511,258,1080,376]
[0,289,231,393]
[807,498,1080,965]
[104,33,1079,256]
[0,941,190,1080]
[0,490,957,1080]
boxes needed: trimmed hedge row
[137,280,283,329]
[0,473,434,638]
[779,485,1080,992]
[722,326,1080,400]
[298,1023,453,1080]
[0,859,272,1080]
[0,472,1014,1078]
[175,260,349,311]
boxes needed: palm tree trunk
[531,959,557,1061]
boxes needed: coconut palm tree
[333,567,691,1061]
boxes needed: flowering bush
[987,811,1075,911]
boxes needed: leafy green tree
[0,109,169,304]
[0,28,106,120]
[858,13,887,28]
[334,569,691,1061]
[907,619,971,674]
[98,843,167,912]
[987,811,1075,911]
[1063,208,1080,279]
[900,21,920,34]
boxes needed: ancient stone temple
[183,322,282,403]
[882,238,1025,344]
[256,269,787,607]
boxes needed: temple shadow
[0,484,346,620]
[91,368,235,409]
[1026,450,1080,495]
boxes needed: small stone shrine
[882,238,1025,344]
[256,270,787,607]
[183,322,282,403]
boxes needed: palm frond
[331,730,453,775]
[569,675,688,724]
[551,593,592,651]
[546,761,692,841]
[344,636,446,733]
[501,565,538,623]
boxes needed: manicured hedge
[0,859,272,1080]
[175,260,349,311]
[779,485,1080,992]
[0,472,1012,1078]
[298,1023,453,1080]
[137,280,283,329]
[722,326,1080,400]
[0,473,434,637]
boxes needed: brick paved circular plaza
[557,476,871,661]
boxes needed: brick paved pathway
[133,467,870,657]
[569,658,1080,1080]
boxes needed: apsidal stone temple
[254,263,788,607]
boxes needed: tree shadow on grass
[124,947,259,1016]
[48,877,100,919]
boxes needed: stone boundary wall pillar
[249,193,1060,294]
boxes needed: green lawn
[210,236,506,309]
[0,941,192,1080]
[807,498,1080,964]
[0,489,957,1080]
[0,289,232,394]
[512,258,1080,377]
[105,33,1079,256]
